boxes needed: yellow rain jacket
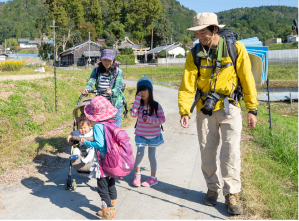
[178,39,258,118]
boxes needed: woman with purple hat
[82,49,125,127]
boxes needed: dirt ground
[0,73,53,81]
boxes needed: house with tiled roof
[118,36,150,63]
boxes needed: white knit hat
[187,12,225,31]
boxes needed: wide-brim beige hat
[187,12,225,31]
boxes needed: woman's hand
[67,134,72,143]
[81,138,86,144]
[82,88,89,95]
[105,88,112,95]
[137,91,143,97]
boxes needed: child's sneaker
[141,177,158,187]
[132,173,141,187]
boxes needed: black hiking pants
[97,177,117,207]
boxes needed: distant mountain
[217,6,298,41]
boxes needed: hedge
[116,54,135,65]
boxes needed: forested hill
[0,0,297,48]
[217,6,298,41]
[0,0,45,44]
[160,0,196,41]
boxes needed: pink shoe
[132,173,141,187]
[141,177,158,187]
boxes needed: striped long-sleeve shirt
[85,67,124,108]
[131,96,166,139]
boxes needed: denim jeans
[113,103,123,128]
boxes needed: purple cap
[101,49,115,61]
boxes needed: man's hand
[247,113,257,129]
[105,88,112,95]
[82,88,89,95]
[180,116,190,128]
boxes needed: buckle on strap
[216,94,230,116]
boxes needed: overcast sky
[0,0,298,14]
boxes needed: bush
[0,60,26,71]
[157,50,170,58]
[116,54,135,65]
[121,47,134,55]
[176,54,184,58]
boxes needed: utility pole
[51,20,59,114]
[5,39,6,54]
[151,26,154,49]
[89,32,91,69]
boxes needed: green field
[123,64,298,88]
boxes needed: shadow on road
[21,153,100,219]
[117,171,229,219]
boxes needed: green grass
[123,64,298,87]
[268,64,298,81]
[268,42,298,50]
[241,101,298,219]
[0,67,136,173]
[244,101,298,180]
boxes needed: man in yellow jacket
[178,12,258,215]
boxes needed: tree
[157,50,169,58]
[121,47,134,55]
[38,43,54,60]
[153,17,173,46]
[78,21,97,41]
[6,38,18,50]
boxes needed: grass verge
[0,67,136,174]
[240,101,298,220]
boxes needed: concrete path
[0,80,228,220]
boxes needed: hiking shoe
[225,193,243,215]
[141,177,158,187]
[203,189,219,206]
[132,173,141,187]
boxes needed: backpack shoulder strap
[226,39,238,73]
[192,43,201,77]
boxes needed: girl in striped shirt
[131,75,166,187]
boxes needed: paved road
[0,80,228,220]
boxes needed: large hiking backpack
[190,29,243,114]
[95,121,135,178]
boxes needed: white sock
[150,176,156,179]
[135,172,141,174]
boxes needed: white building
[148,43,185,58]
[18,39,38,48]
[272,38,282,43]
[0,54,8,61]
[287,35,299,43]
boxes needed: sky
[177,0,298,13]
[0,0,298,13]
